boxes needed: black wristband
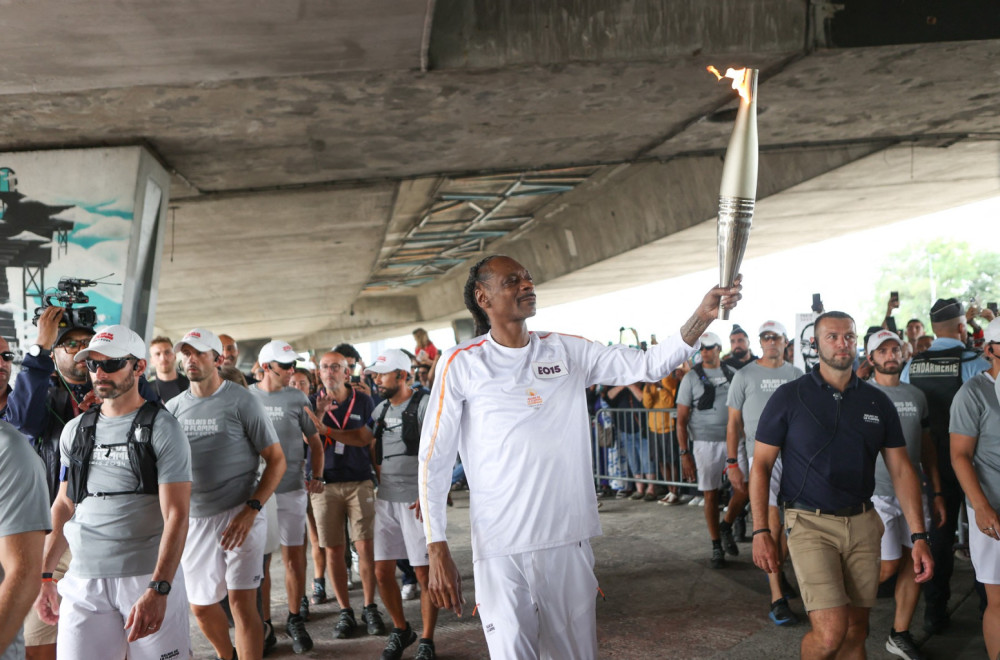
[752,528,771,537]
[42,572,53,579]
[911,532,930,544]
[726,458,738,465]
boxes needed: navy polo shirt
[318,388,375,483]
[756,369,905,510]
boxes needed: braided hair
[463,255,500,336]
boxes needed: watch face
[150,580,171,594]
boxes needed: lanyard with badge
[324,387,356,455]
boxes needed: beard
[94,369,135,400]
[873,360,903,375]
[378,384,399,400]
[730,348,748,359]
[818,350,854,371]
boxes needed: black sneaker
[886,629,925,660]
[719,521,739,556]
[769,597,799,626]
[380,623,418,660]
[263,620,277,656]
[363,603,386,635]
[733,512,748,542]
[311,579,328,605]
[299,595,310,621]
[335,608,357,639]
[414,638,436,660]
[287,614,313,654]
[710,544,726,569]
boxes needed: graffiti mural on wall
[0,150,138,349]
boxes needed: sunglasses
[57,339,89,351]
[760,334,783,343]
[85,357,135,374]
[273,361,296,371]
[0,351,14,362]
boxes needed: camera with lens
[31,277,99,330]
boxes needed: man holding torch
[418,254,741,659]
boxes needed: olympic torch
[710,66,758,319]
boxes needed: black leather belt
[784,501,873,517]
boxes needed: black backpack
[373,389,427,465]
[692,363,735,410]
[66,401,161,504]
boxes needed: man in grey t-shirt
[368,350,438,660]
[950,318,1000,660]
[725,320,803,625]
[168,328,285,660]
[677,331,745,569]
[866,329,946,658]
[0,421,50,660]
[251,340,323,654]
[34,325,192,660]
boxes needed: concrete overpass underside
[3,1,999,347]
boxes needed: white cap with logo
[758,320,788,337]
[258,340,299,365]
[365,349,412,375]
[699,332,723,349]
[74,325,146,362]
[174,328,224,355]
[866,329,902,354]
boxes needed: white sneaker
[659,492,680,505]
[688,496,704,506]
[401,583,419,600]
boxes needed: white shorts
[748,454,782,508]
[374,499,429,566]
[182,504,267,605]
[473,541,598,660]
[276,490,308,547]
[968,504,1000,584]
[264,495,280,555]
[694,440,747,492]
[55,570,190,660]
[874,494,931,561]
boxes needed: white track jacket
[419,330,697,561]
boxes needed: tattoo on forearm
[680,314,710,346]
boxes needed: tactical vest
[373,389,427,465]
[66,401,161,504]
[907,345,979,484]
[692,363,735,411]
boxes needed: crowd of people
[588,296,1000,660]
[0,254,997,660]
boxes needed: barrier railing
[591,407,689,490]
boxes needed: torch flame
[707,66,753,103]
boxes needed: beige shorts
[24,548,71,646]
[310,481,375,547]
[785,507,883,612]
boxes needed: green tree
[864,239,1000,331]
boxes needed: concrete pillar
[0,146,171,348]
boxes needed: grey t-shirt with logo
[372,392,429,503]
[678,366,731,442]
[167,380,279,517]
[251,385,317,494]
[950,372,1000,510]
[727,361,804,459]
[870,381,929,498]
[58,408,191,579]
[0,422,51,660]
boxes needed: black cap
[929,298,962,323]
[55,322,95,347]
[729,324,748,338]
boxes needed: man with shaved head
[310,351,384,640]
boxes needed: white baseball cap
[74,325,146,362]
[258,340,299,365]
[984,317,1000,344]
[174,328,223,355]
[699,332,723,349]
[365,349,412,375]
[866,329,903,354]
[758,320,788,337]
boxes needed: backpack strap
[373,401,391,465]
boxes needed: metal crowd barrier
[591,407,689,490]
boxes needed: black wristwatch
[726,458,738,465]
[148,580,171,595]
[679,449,691,456]
[246,499,263,511]
[910,532,930,544]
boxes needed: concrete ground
[191,491,984,659]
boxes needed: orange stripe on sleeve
[420,338,488,542]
